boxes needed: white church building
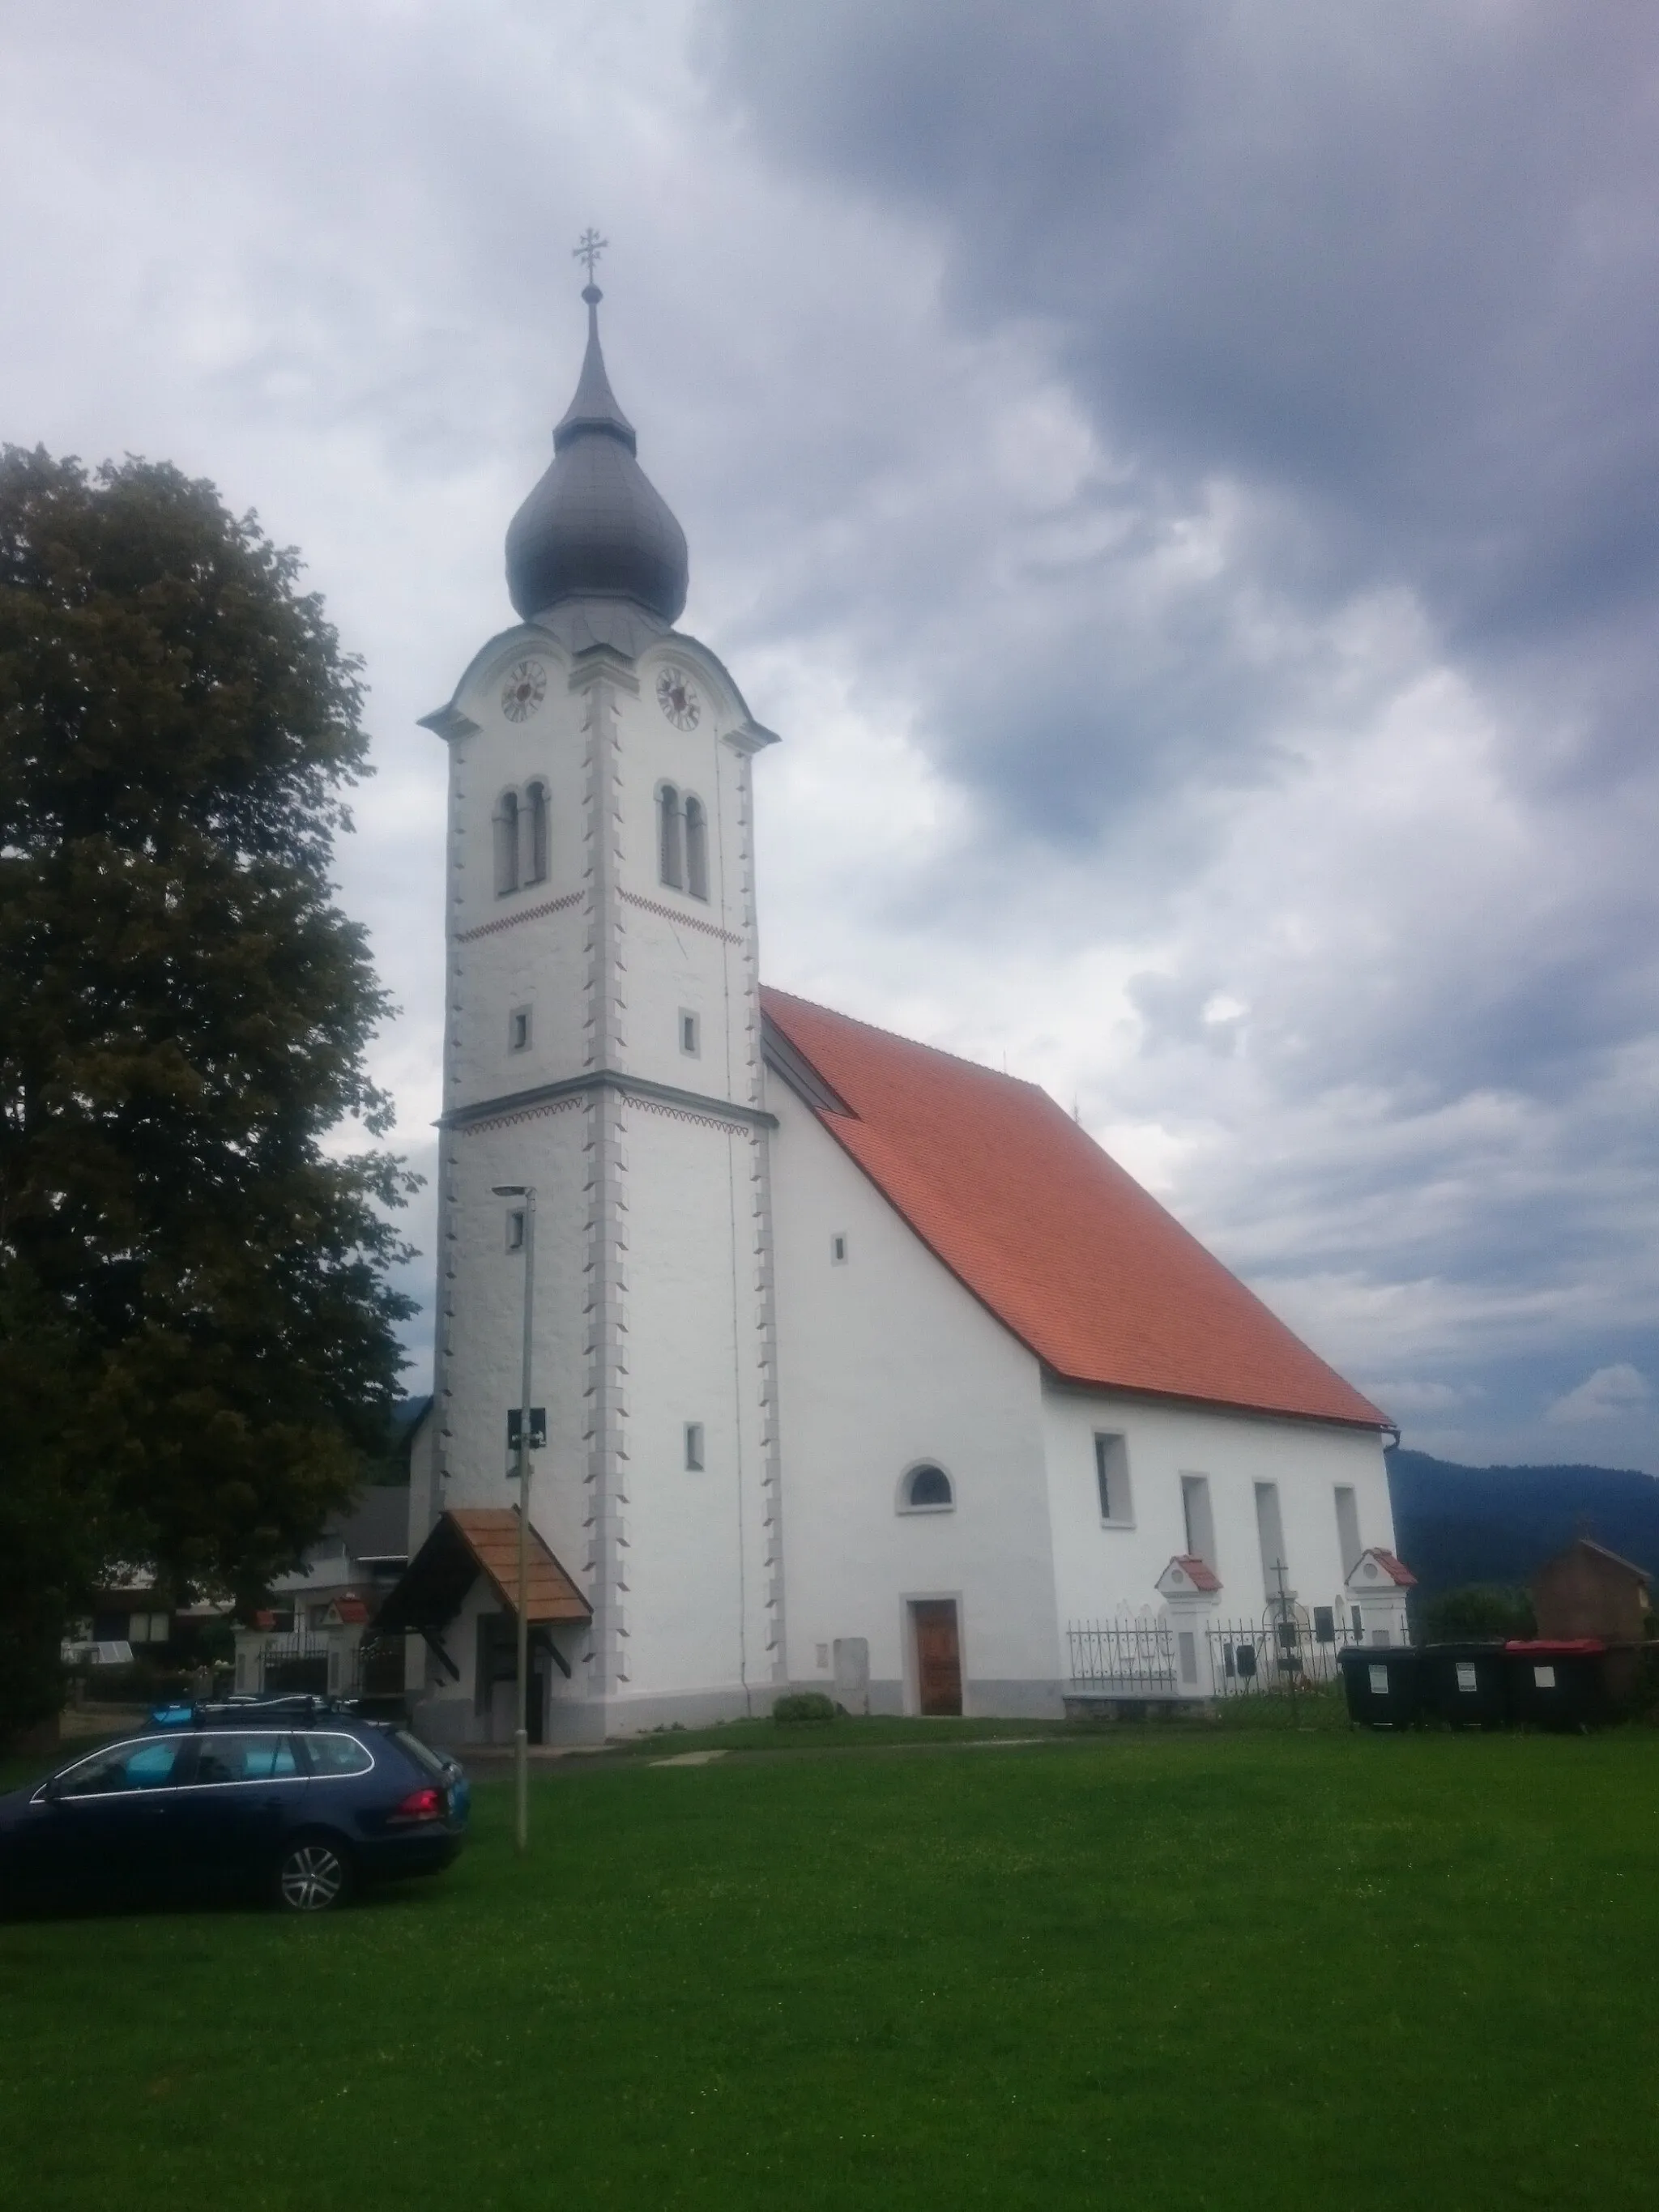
[382,276,1408,1745]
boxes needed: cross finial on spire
[574,228,608,286]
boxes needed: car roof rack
[149,1693,364,1728]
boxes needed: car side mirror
[36,1775,62,1805]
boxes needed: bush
[70,1660,194,1708]
[1418,1584,1535,1643]
[772,1692,838,1725]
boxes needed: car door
[34,1735,190,1900]
[168,1731,304,1894]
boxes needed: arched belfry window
[658,783,684,891]
[898,1464,954,1514]
[494,791,520,897]
[524,782,549,885]
[684,795,709,901]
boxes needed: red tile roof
[1358,1548,1417,1588]
[1168,1554,1224,1593]
[763,988,1386,1430]
[447,1509,592,1624]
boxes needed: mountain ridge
[1386,1447,1659,1595]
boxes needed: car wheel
[274,1836,354,1914]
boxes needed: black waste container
[1337,1644,1424,1727]
[1419,1641,1509,1729]
[1503,1640,1609,1731]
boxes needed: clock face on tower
[501,660,547,722]
[655,664,701,730]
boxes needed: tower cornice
[437,1067,779,1135]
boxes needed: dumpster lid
[1503,1638,1605,1654]
[1423,1640,1507,1656]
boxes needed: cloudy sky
[5,0,1656,1472]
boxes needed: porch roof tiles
[375,1508,591,1634]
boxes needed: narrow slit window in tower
[684,795,708,900]
[658,784,684,889]
[523,781,548,884]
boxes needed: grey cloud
[6,2,1653,1468]
[706,2,1659,657]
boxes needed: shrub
[1418,1584,1535,1643]
[772,1692,838,1725]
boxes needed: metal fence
[246,1634,407,1698]
[1067,1610,1409,1702]
[1066,1617,1179,1694]
[1206,1613,1379,1698]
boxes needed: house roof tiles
[762,988,1386,1431]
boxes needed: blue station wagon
[0,1700,469,1914]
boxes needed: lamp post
[492,1183,536,1856]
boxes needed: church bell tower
[418,262,784,1738]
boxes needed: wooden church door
[912,1600,962,1716]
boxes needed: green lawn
[4,1725,1658,2210]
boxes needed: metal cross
[573,228,608,281]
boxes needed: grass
[4,1724,1659,2210]
[614,1709,1080,1757]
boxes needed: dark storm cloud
[706,1,1659,659]
[699,0,1659,1464]
[6,2,1651,1464]
[703,0,1659,855]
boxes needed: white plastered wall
[769,1079,1063,1716]
[608,641,761,1105]
[1042,1382,1395,1637]
[441,629,587,1115]
[599,1097,773,1717]
[424,624,775,1736]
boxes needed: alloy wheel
[278,1843,348,1912]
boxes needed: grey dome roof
[505,287,689,627]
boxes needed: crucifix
[573,228,608,283]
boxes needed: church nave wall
[769,1080,1064,1717]
[1040,1384,1395,1633]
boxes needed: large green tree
[0,447,416,1739]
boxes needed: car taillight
[388,1785,443,1825]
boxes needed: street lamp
[492,1183,536,1855]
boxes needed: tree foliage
[1417,1584,1537,1643]
[0,447,416,1737]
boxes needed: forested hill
[1387,1448,1659,1595]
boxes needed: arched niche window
[898,1463,954,1515]
[494,790,520,897]
[684,794,709,901]
[523,781,549,885]
[658,782,684,890]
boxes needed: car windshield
[394,1725,458,1778]
[390,1728,450,1779]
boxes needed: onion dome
[505,283,689,629]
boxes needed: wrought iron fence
[245,1634,404,1698]
[1067,1617,1179,1694]
[1206,1613,1383,1698]
[1068,1610,1410,1702]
